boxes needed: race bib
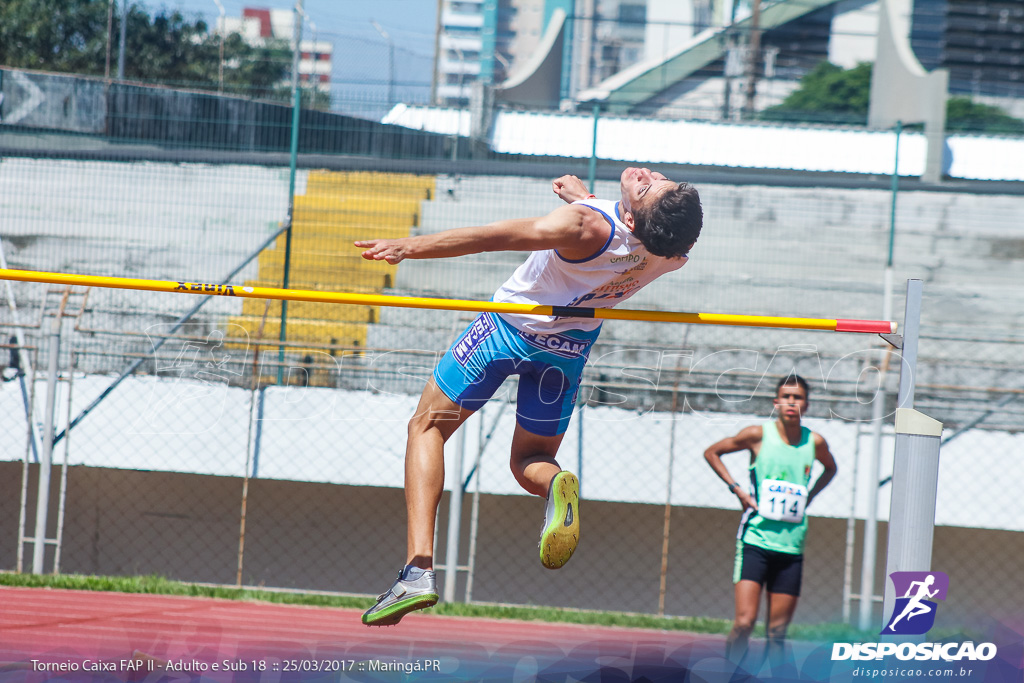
[758,479,808,523]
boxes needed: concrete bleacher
[228,170,436,361]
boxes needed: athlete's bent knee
[732,617,756,636]
[408,407,458,439]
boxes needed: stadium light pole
[721,0,740,120]
[298,5,319,86]
[742,0,763,118]
[430,0,443,105]
[213,0,226,93]
[307,17,319,94]
[885,121,903,323]
[290,1,304,103]
[297,7,321,104]
[452,44,466,108]
[587,103,599,191]
[117,0,128,80]
[104,0,115,81]
[371,20,395,110]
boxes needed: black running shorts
[734,541,804,596]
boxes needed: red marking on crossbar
[836,319,896,334]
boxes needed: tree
[761,62,872,124]
[0,0,295,103]
[945,97,1024,135]
[0,0,109,74]
[219,33,295,101]
[761,61,1024,134]
[120,6,216,84]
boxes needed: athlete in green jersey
[704,375,837,673]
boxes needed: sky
[151,0,439,115]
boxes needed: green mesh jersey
[738,421,816,555]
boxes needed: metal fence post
[1,239,42,461]
[587,104,599,192]
[32,316,61,574]
[859,350,892,630]
[443,424,467,603]
[277,0,304,385]
[576,395,584,497]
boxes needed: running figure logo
[882,571,949,635]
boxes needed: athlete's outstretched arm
[355,204,608,264]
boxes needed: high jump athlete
[356,169,703,626]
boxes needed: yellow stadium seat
[226,171,435,372]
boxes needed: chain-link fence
[2,68,1024,634]
[2,322,1021,630]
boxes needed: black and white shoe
[361,568,438,626]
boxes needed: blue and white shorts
[433,313,600,437]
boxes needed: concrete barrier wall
[1,463,1008,630]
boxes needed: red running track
[0,587,733,682]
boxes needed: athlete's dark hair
[632,182,703,258]
[776,374,810,399]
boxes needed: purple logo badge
[882,571,949,635]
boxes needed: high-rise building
[436,0,1024,114]
[588,0,648,84]
[433,0,722,106]
[436,0,579,106]
[219,7,333,94]
[436,0,485,104]
[911,0,1024,98]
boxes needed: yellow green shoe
[539,471,580,569]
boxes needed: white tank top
[493,198,688,334]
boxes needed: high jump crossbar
[0,269,896,334]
